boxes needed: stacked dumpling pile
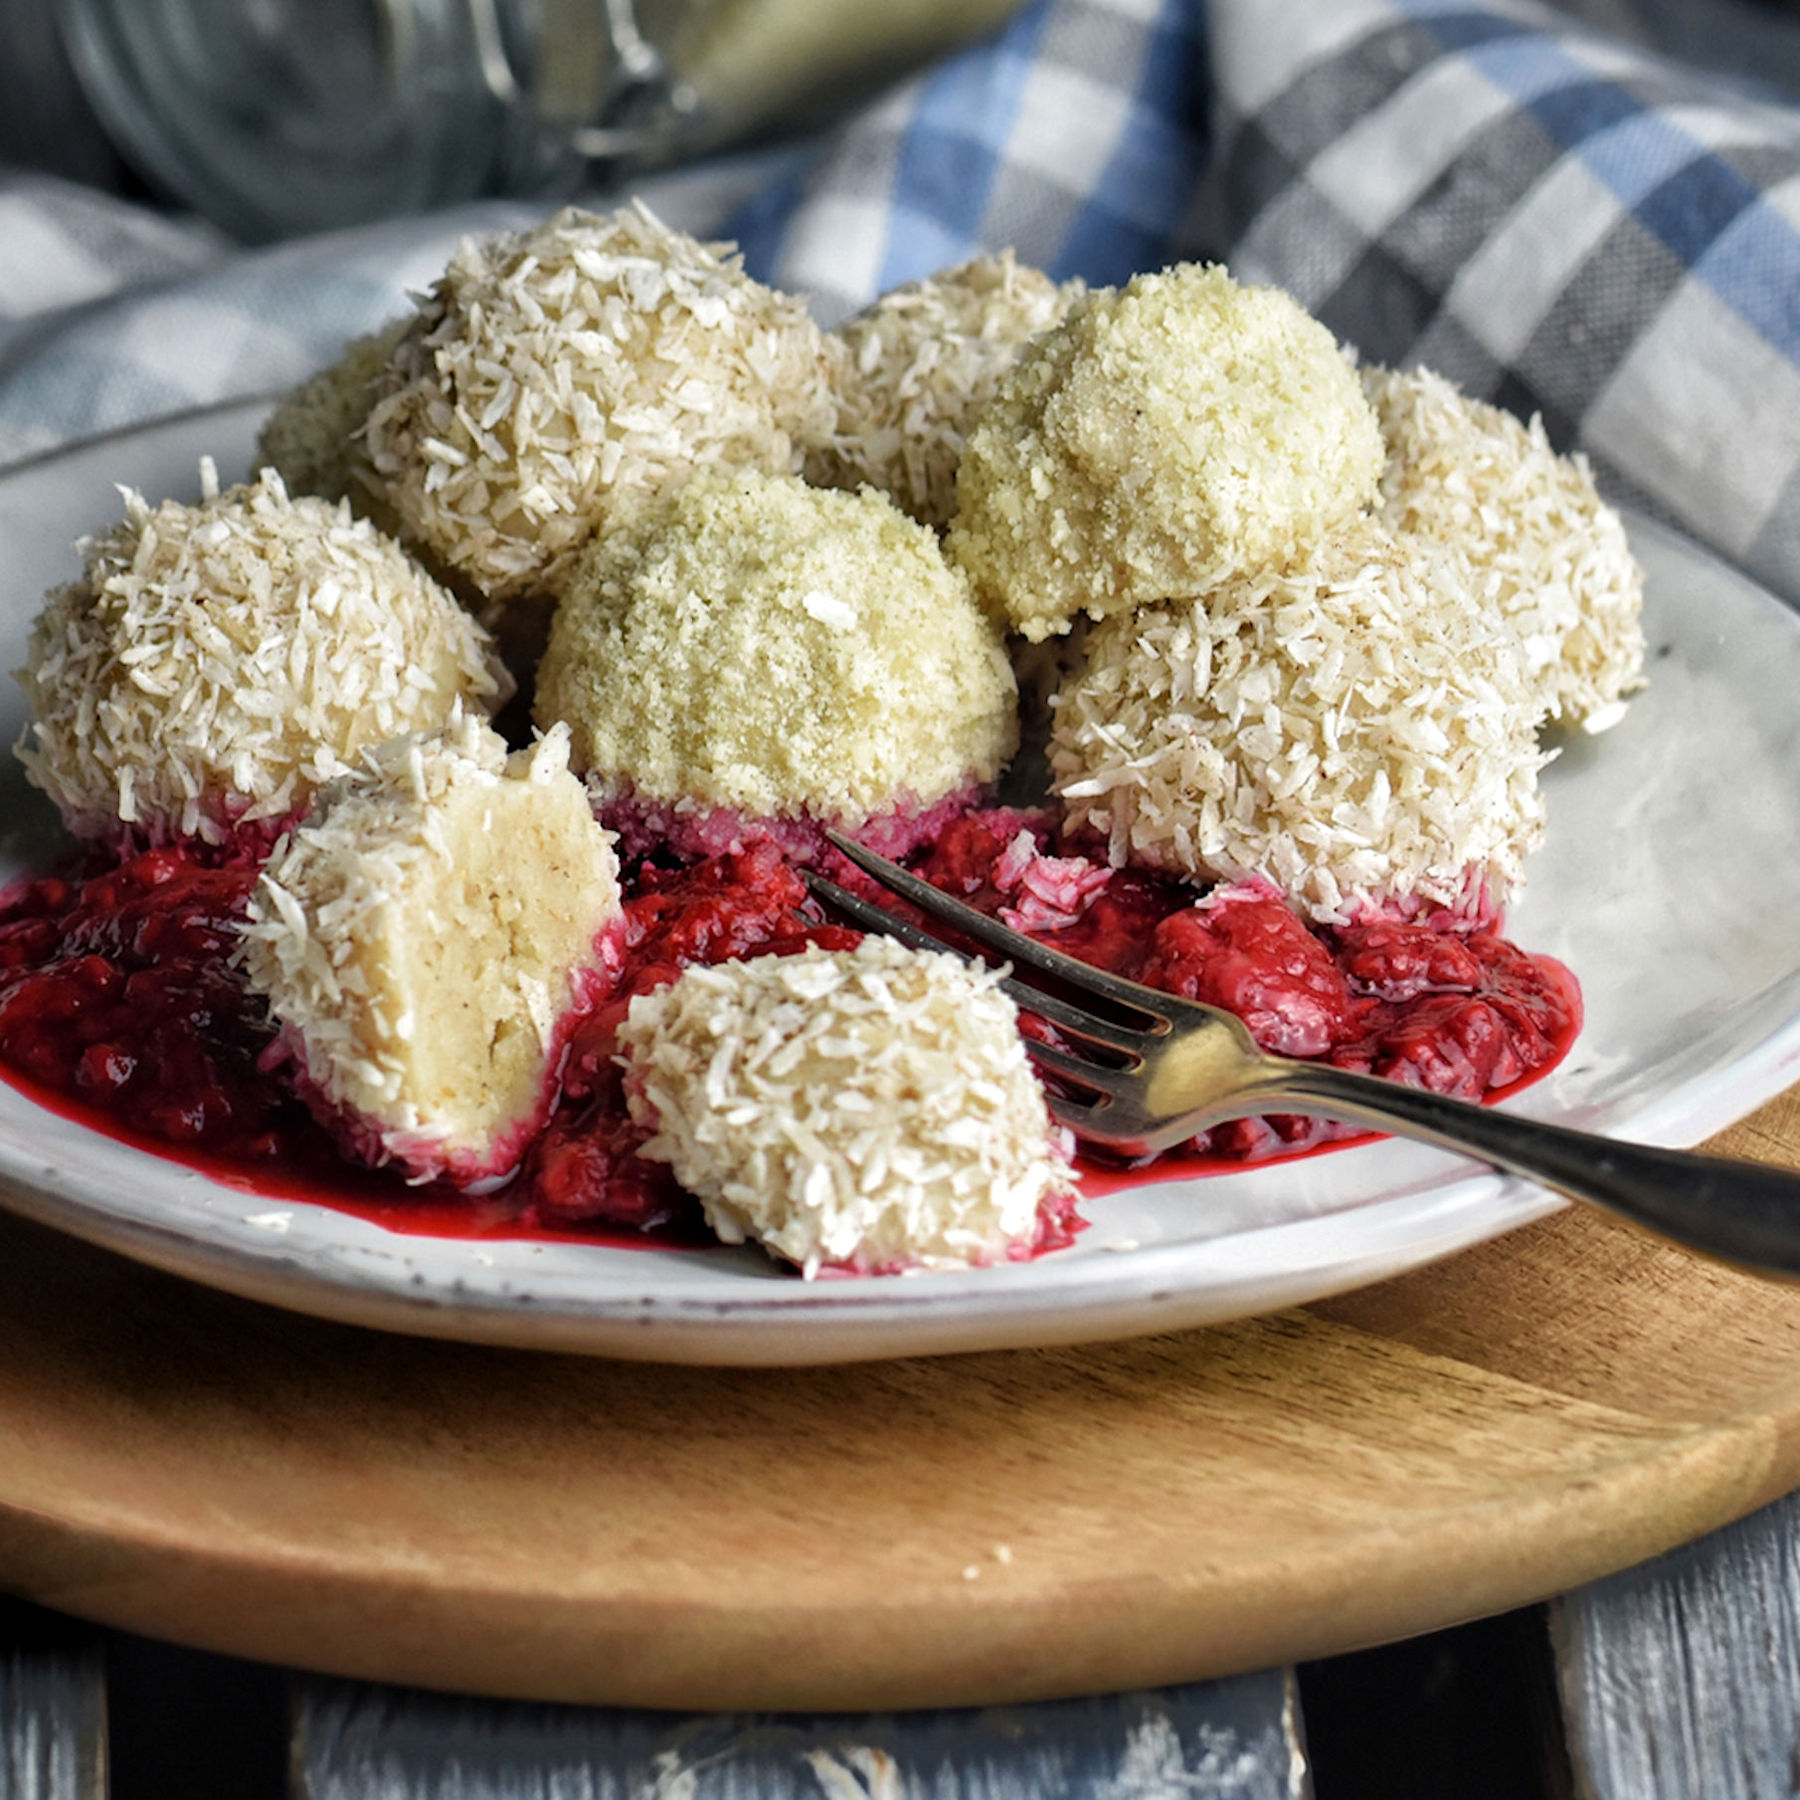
[19,203,1093,1275]
[260,206,1028,866]
[535,469,1017,861]
[942,263,1645,926]
[15,195,1648,1280]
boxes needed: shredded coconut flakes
[15,468,509,847]
[363,201,842,606]
[238,714,624,1183]
[257,317,411,521]
[1050,520,1549,923]
[806,251,1086,530]
[619,936,1077,1277]
[1364,364,1645,731]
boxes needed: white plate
[3,402,1800,1365]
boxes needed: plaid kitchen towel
[0,0,1203,470]
[1185,0,1800,605]
[726,0,1208,318]
[1,0,1797,600]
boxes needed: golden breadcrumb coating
[948,263,1386,640]
[620,936,1077,1276]
[16,465,509,847]
[1364,364,1645,732]
[805,251,1086,529]
[536,469,1018,827]
[363,201,841,610]
[239,715,623,1183]
[1051,520,1548,923]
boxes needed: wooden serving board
[3,1093,1800,1713]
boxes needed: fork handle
[1262,1061,1800,1276]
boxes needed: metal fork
[811,831,1800,1277]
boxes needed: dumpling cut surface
[805,251,1086,530]
[535,469,1018,856]
[947,263,1386,640]
[1051,521,1548,925]
[362,202,841,609]
[1364,364,1646,733]
[238,716,625,1186]
[618,936,1080,1277]
[15,466,508,849]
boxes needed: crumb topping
[948,262,1386,640]
[535,468,1018,825]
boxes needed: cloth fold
[1,0,1796,601]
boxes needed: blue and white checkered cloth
[1193,0,1800,607]
[2,0,1797,601]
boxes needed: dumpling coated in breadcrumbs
[535,468,1018,863]
[948,263,1385,640]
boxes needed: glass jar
[53,0,703,242]
[53,0,1021,243]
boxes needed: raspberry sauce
[895,813,1581,1168]
[0,821,1579,1246]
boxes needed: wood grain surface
[2,1098,1799,1713]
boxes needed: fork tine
[1019,1037,1134,1096]
[1044,1089,1192,1154]
[821,829,1180,1029]
[806,873,1150,1059]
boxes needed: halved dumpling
[239,715,625,1186]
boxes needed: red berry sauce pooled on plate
[0,814,1579,1246]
